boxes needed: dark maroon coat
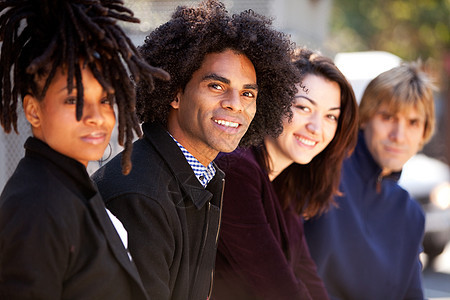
[211,147,329,300]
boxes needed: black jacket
[0,137,148,300]
[93,122,225,300]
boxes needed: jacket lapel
[87,193,147,291]
[143,122,214,209]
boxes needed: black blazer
[0,137,148,300]
[93,122,225,300]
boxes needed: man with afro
[93,1,299,299]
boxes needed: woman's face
[269,74,341,166]
[24,64,116,167]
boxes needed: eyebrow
[378,110,425,121]
[294,95,341,111]
[203,73,258,91]
[58,86,106,94]
[57,86,72,94]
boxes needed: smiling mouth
[295,135,317,146]
[214,119,239,128]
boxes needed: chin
[293,154,314,165]
[295,159,313,165]
[80,152,105,163]
[218,146,239,153]
[214,139,241,153]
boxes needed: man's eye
[209,83,223,90]
[380,113,393,121]
[242,91,256,98]
[101,97,112,105]
[409,120,420,127]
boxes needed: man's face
[362,104,426,175]
[167,49,258,166]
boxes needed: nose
[389,120,406,142]
[306,113,322,134]
[83,102,104,125]
[221,90,244,113]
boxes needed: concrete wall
[0,108,31,189]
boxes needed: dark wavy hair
[256,48,359,218]
[0,0,169,174]
[136,0,299,146]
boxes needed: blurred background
[1,0,449,297]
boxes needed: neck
[264,137,294,181]
[380,167,393,177]
[177,137,216,167]
[166,126,216,168]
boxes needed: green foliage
[329,0,450,61]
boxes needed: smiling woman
[211,47,359,300]
[0,0,167,299]
[265,74,341,177]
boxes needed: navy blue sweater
[304,131,425,300]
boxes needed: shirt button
[199,175,205,181]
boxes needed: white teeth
[214,119,239,128]
[295,135,315,146]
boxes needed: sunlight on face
[24,64,116,166]
[168,49,258,166]
[266,74,341,175]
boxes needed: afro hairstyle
[136,0,299,147]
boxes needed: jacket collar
[142,122,224,209]
[24,136,97,200]
[25,137,148,295]
[87,193,147,291]
[354,130,402,182]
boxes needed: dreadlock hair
[256,48,359,218]
[136,0,299,146]
[0,0,170,174]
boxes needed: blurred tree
[327,0,449,62]
[327,0,450,162]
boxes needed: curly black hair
[0,0,169,174]
[136,0,299,146]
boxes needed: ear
[23,94,42,128]
[170,91,181,109]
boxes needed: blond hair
[359,61,435,143]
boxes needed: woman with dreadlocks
[0,0,168,298]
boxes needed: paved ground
[423,242,450,299]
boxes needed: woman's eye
[295,105,310,112]
[64,97,77,105]
[327,114,339,122]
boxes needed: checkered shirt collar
[168,133,216,188]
